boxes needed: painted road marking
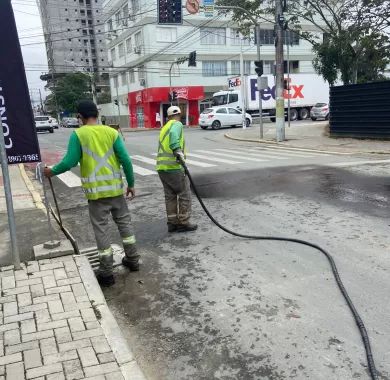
[151,153,216,167]
[196,150,266,162]
[57,171,82,188]
[261,146,330,156]
[132,164,156,176]
[132,155,156,166]
[187,153,240,165]
[250,148,328,158]
[215,148,289,160]
[328,159,390,167]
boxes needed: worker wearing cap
[44,100,139,287]
[156,106,197,233]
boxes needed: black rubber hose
[181,161,378,380]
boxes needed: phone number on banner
[8,154,40,163]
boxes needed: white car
[49,117,59,129]
[34,116,54,133]
[199,107,252,130]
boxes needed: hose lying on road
[180,159,378,380]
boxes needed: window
[156,27,177,42]
[284,30,300,46]
[121,72,127,86]
[110,47,116,61]
[118,43,124,58]
[263,60,274,74]
[138,66,145,80]
[256,29,274,45]
[123,4,129,18]
[131,0,140,14]
[231,60,251,75]
[202,61,227,77]
[284,60,299,73]
[126,38,132,53]
[134,31,142,48]
[129,69,135,83]
[216,108,227,114]
[115,12,120,27]
[107,19,113,31]
[113,76,118,88]
[228,108,241,114]
[200,28,226,45]
[231,29,250,46]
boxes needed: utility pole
[255,25,264,139]
[275,0,285,141]
[240,40,246,129]
[39,89,44,114]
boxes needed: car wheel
[246,118,251,128]
[200,125,208,130]
[211,120,221,130]
[311,117,317,121]
[299,108,309,120]
[49,128,54,133]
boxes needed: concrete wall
[98,102,129,129]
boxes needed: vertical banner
[0,0,41,164]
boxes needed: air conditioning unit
[134,46,141,54]
[139,79,146,86]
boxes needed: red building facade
[128,86,204,129]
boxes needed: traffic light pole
[169,60,177,106]
[256,25,264,139]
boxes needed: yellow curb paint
[18,164,46,211]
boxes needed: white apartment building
[102,0,321,128]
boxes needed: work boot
[96,273,115,287]
[122,244,140,271]
[176,223,198,233]
[168,223,178,233]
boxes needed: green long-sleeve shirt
[52,131,135,187]
[169,121,184,152]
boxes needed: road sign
[0,0,41,164]
[203,0,214,17]
[186,0,200,14]
[158,0,183,25]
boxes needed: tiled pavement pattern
[0,257,124,380]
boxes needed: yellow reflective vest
[75,125,123,200]
[156,119,186,171]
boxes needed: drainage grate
[80,244,124,272]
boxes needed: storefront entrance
[161,102,188,125]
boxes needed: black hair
[76,99,98,119]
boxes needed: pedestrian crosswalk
[56,147,332,188]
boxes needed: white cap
[167,106,181,116]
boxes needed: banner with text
[0,0,41,164]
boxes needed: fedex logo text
[250,79,304,101]
[228,77,241,89]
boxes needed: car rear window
[202,109,214,114]
[314,103,327,107]
[34,117,49,121]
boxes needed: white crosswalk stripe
[214,148,289,160]
[259,146,330,157]
[57,171,82,188]
[196,149,267,162]
[132,155,156,165]
[151,153,216,167]
[132,164,156,176]
[187,152,242,164]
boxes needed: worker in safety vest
[44,100,139,287]
[156,106,197,233]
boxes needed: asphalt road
[36,126,390,380]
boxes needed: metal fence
[329,80,390,138]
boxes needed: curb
[18,164,46,211]
[75,255,147,380]
[223,133,376,155]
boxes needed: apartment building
[102,0,322,128]
[37,0,109,95]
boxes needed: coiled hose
[180,160,378,380]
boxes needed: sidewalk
[0,255,145,380]
[225,122,390,154]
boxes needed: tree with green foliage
[217,0,390,85]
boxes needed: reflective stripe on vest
[83,183,124,194]
[156,120,185,171]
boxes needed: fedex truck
[212,74,330,121]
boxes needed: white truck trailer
[212,74,330,121]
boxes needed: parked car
[49,117,59,129]
[310,103,329,121]
[199,107,252,130]
[34,116,54,133]
[62,117,80,128]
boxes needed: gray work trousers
[158,170,192,225]
[88,195,138,276]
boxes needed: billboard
[0,0,41,164]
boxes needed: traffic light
[158,0,182,25]
[114,99,118,106]
[188,51,197,67]
[168,91,178,102]
[254,60,263,77]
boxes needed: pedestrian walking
[44,100,139,287]
[156,106,197,233]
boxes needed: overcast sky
[13,1,48,104]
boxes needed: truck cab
[212,91,241,109]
